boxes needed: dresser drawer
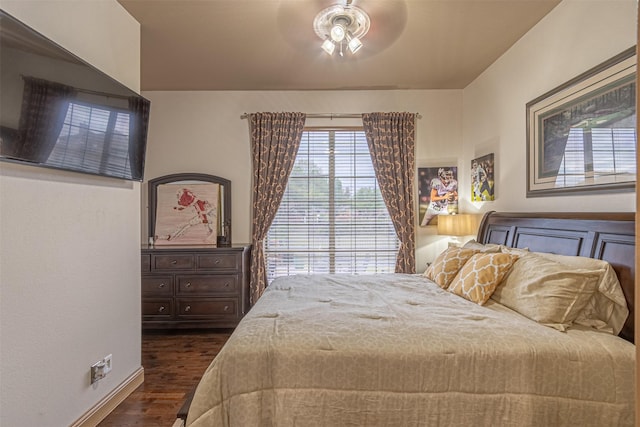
[176,298,238,318]
[141,245,251,329]
[142,299,173,318]
[177,275,239,295]
[154,254,194,270]
[142,275,173,296]
[197,253,240,270]
[141,254,151,272]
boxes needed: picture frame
[471,153,495,201]
[418,166,458,226]
[526,47,636,197]
[148,173,232,246]
[155,182,219,245]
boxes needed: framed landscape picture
[526,47,636,197]
[418,166,458,226]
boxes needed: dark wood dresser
[141,244,251,329]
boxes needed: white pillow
[463,240,528,256]
[533,252,629,335]
[462,240,501,253]
[492,252,601,331]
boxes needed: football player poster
[418,166,458,226]
[471,154,495,202]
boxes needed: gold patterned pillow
[448,252,520,305]
[424,247,479,289]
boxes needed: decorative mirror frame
[148,173,231,246]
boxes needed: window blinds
[265,129,398,283]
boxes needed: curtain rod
[240,112,422,120]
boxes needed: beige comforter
[186,274,635,427]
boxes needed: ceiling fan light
[321,39,336,55]
[313,3,370,58]
[330,23,346,42]
[348,36,363,53]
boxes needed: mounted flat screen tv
[0,10,150,181]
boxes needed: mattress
[186,273,635,426]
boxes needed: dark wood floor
[98,329,232,427]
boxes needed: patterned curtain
[128,96,151,180]
[16,77,76,162]
[362,112,416,273]
[249,112,306,304]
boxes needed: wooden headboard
[477,211,635,343]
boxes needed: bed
[186,211,636,427]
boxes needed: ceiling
[117,0,561,91]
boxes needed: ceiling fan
[275,0,408,59]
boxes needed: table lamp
[437,214,481,246]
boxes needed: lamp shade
[437,214,481,237]
[322,39,336,55]
[330,23,346,42]
[348,35,363,53]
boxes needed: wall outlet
[90,354,113,384]
[103,354,113,374]
[91,360,106,384]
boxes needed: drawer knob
[158,306,166,313]
[215,259,221,264]
[159,283,165,288]
[184,305,191,312]
[185,282,192,288]
[171,260,178,265]
[224,305,229,311]
[224,282,230,287]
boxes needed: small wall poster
[418,166,458,226]
[154,182,219,245]
[471,153,495,201]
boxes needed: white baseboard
[70,366,144,427]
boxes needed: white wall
[143,90,463,271]
[141,90,462,270]
[0,1,142,426]
[143,0,637,274]
[462,0,637,213]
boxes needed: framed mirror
[148,173,231,246]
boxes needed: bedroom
[0,0,637,426]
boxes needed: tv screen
[0,10,150,182]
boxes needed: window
[265,129,398,283]
[555,125,636,187]
[47,101,132,178]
